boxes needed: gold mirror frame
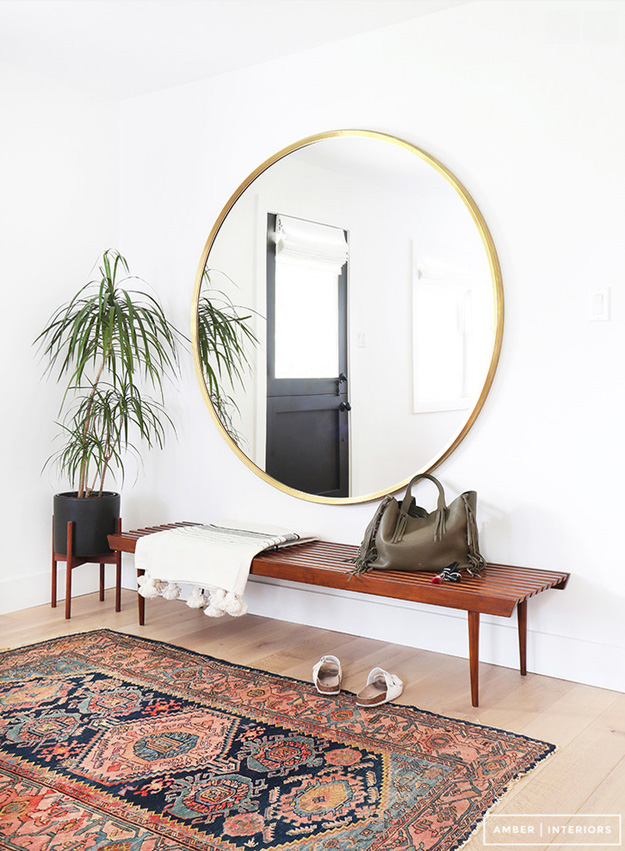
[191,130,504,504]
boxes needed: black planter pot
[53,491,121,557]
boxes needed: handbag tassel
[350,496,392,576]
[462,493,485,576]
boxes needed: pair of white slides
[312,654,403,707]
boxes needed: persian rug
[0,630,554,850]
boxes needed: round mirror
[192,130,503,504]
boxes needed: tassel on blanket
[138,575,166,599]
[204,603,226,618]
[204,588,248,618]
[162,582,181,601]
[222,591,248,616]
[204,588,226,618]
[139,575,247,617]
[186,587,208,609]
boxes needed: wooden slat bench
[108,523,569,707]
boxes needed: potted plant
[35,249,182,557]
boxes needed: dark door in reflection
[266,214,349,497]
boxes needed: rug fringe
[454,745,558,851]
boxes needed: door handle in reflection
[339,401,352,412]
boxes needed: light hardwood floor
[2,589,624,851]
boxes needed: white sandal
[356,667,403,707]
[313,655,342,695]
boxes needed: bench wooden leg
[99,564,105,601]
[518,599,527,676]
[137,568,145,626]
[468,610,480,707]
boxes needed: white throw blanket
[135,521,315,618]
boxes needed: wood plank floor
[1,589,624,850]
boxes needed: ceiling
[0,0,473,100]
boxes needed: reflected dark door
[266,214,349,497]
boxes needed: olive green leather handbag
[352,473,485,577]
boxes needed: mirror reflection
[193,131,503,503]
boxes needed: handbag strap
[392,473,448,543]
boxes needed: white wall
[0,60,119,612]
[4,0,624,696]
[116,0,625,694]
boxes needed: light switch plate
[588,287,610,321]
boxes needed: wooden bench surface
[108,523,569,618]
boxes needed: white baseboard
[2,570,623,694]
[242,576,625,694]
[0,565,118,616]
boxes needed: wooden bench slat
[254,547,567,591]
[254,550,567,602]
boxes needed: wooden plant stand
[52,517,123,619]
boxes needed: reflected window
[272,215,348,380]
[274,263,340,379]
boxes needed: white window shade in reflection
[274,216,348,379]
[275,215,348,272]
[413,253,478,413]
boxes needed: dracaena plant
[196,269,258,444]
[35,249,182,498]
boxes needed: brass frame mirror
[192,130,504,504]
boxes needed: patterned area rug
[0,630,553,850]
